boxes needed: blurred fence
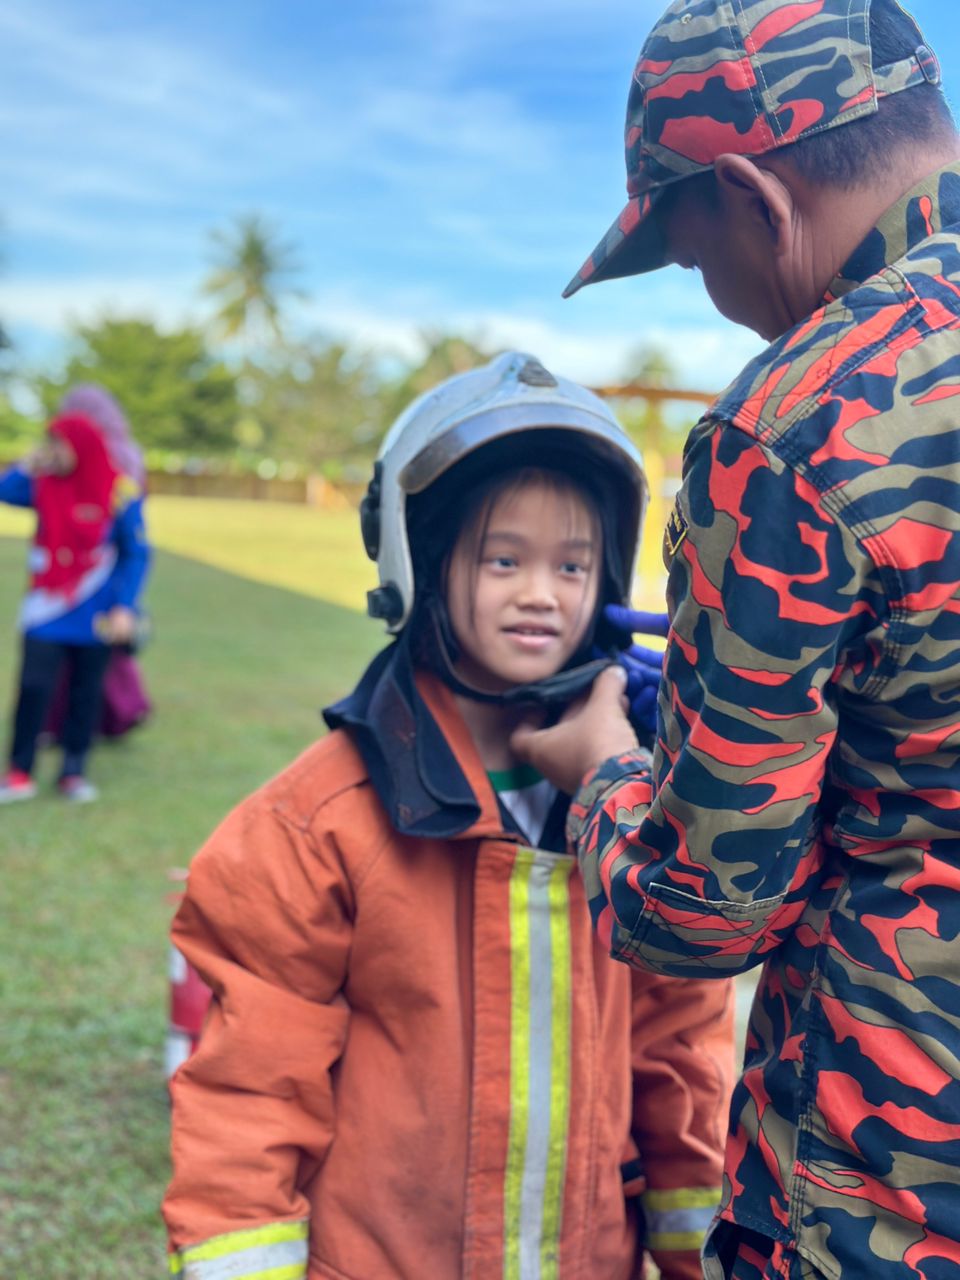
[147,470,353,509]
[143,382,719,609]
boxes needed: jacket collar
[323,639,505,842]
[825,160,960,302]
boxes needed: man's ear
[713,153,795,254]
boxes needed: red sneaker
[0,769,37,804]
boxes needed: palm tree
[621,342,677,389]
[202,214,305,351]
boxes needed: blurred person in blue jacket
[0,401,151,804]
[51,384,153,739]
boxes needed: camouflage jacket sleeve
[569,417,878,977]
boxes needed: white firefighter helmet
[360,350,648,632]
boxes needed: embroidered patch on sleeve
[662,499,689,567]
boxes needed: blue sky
[2,0,958,394]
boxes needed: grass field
[0,495,753,1275]
[0,493,378,615]
[0,498,381,1276]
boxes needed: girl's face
[446,475,601,693]
[34,433,77,477]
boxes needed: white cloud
[298,288,763,392]
[0,0,320,217]
[2,274,207,339]
[0,3,296,128]
[0,0,770,401]
[4,265,763,396]
[354,85,556,177]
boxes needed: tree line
[0,215,681,478]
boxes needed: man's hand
[511,665,640,795]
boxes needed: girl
[164,352,733,1280]
[47,384,153,739]
[0,406,150,803]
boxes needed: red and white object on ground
[165,868,213,1079]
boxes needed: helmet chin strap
[424,595,616,710]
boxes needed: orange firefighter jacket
[164,674,734,1280]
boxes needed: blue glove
[603,604,670,638]
[602,604,670,739]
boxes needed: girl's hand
[102,606,137,646]
[20,447,44,477]
[21,437,77,478]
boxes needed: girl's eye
[560,562,589,576]
[487,555,517,570]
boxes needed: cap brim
[562,187,668,298]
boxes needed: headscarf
[32,414,119,597]
[59,384,145,487]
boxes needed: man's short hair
[778,5,957,188]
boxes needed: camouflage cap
[563,0,941,297]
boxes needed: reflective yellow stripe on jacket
[504,848,575,1280]
[642,1186,720,1252]
[169,1219,308,1280]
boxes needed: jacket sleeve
[163,792,353,1279]
[0,466,33,507]
[630,971,735,1280]
[109,494,151,609]
[570,419,877,977]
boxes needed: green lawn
[0,496,750,1275]
[0,500,381,1277]
[0,493,377,614]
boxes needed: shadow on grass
[0,539,382,1277]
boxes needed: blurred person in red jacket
[44,384,153,742]
[0,404,150,804]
